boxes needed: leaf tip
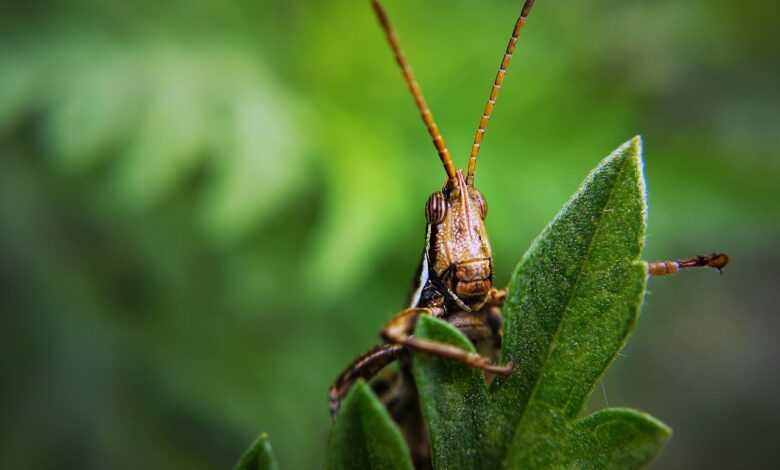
[415,314,475,351]
[572,408,672,468]
[619,135,649,236]
[621,135,643,169]
[235,431,278,470]
[328,378,415,470]
[641,410,673,440]
[343,378,372,406]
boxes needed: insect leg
[480,288,506,349]
[485,306,504,350]
[648,253,729,276]
[328,344,405,417]
[486,287,507,308]
[381,307,513,376]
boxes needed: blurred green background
[1,0,777,468]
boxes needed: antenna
[372,0,458,182]
[466,0,536,185]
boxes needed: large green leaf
[408,137,669,469]
[496,136,667,468]
[327,380,414,470]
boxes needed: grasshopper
[329,1,729,466]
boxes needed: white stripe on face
[408,224,431,308]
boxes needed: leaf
[409,137,669,469]
[570,408,671,469]
[327,380,414,470]
[412,315,488,469]
[494,136,667,468]
[235,433,280,470]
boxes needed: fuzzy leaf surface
[495,136,667,468]
[412,315,488,469]
[327,380,414,470]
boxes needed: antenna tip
[371,0,389,26]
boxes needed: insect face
[427,170,493,310]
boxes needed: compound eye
[425,192,447,224]
[474,191,488,219]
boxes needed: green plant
[235,434,279,470]
[239,137,670,469]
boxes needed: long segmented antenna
[372,0,458,182]
[648,253,729,276]
[467,0,536,185]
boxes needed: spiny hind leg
[381,307,513,376]
[328,343,404,417]
[648,253,729,276]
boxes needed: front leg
[486,287,506,308]
[328,344,404,417]
[381,307,513,375]
[485,287,506,349]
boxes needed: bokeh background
[1,0,777,468]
